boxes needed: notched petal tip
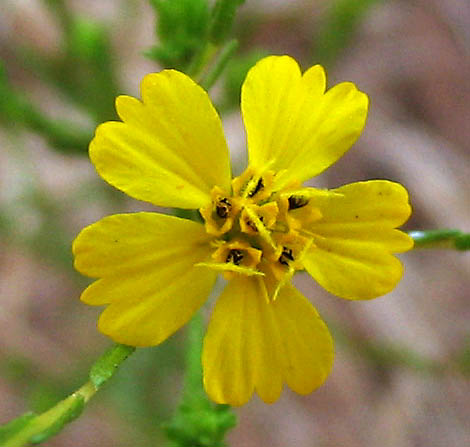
[88,66,232,209]
[242,56,371,185]
[203,277,334,406]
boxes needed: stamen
[216,197,232,218]
[232,168,275,201]
[200,186,240,236]
[242,206,277,249]
[246,216,264,232]
[288,195,309,210]
[226,249,244,265]
[195,262,264,277]
[247,177,264,198]
[279,247,294,265]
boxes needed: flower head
[73,56,413,405]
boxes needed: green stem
[200,39,239,90]
[186,42,219,81]
[0,344,135,446]
[409,229,470,250]
[2,382,95,447]
[163,313,236,447]
[19,101,92,153]
[209,0,245,45]
[0,63,92,153]
[187,0,243,87]
[41,0,74,32]
[183,312,206,399]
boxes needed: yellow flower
[73,55,413,406]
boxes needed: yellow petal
[304,181,413,300]
[73,212,213,278]
[309,180,412,228]
[241,55,368,186]
[202,277,333,405]
[73,212,217,346]
[273,284,333,395]
[90,70,231,209]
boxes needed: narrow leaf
[90,344,135,389]
[0,413,36,444]
[29,396,85,444]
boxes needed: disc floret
[200,168,323,299]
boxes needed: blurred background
[0,0,469,446]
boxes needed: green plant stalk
[187,0,244,83]
[147,0,210,70]
[199,39,239,90]
[163,313,236,447]
[2,382,94,447]
[409,229,470,250]
[41,0,119,122]
[184,312,206,397]
[0,344,135,446]
[209,0,245,44]
[187,41,219,80]
[41,0,74,32]
[0,62,92,153]
[18,100,92,153]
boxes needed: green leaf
[0,58,92,153]
[0,394,85,446]
[29,396,85,444]
[199,39,239,90]
[163,314,236,447]
[148,0,210,69]
[455,233,470,251]
[0,343,134,446]
[0,413,36,445]
[209,0,245,44]
[90,344,136,389]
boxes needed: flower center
[199,167,322,299]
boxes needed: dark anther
[216,197,232,218]
[226,249,244,265]
[246,219,257,231]
[288,195,309,210]
[248,177,264,198]
[246,215,263,232]
[279,247,294,266]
